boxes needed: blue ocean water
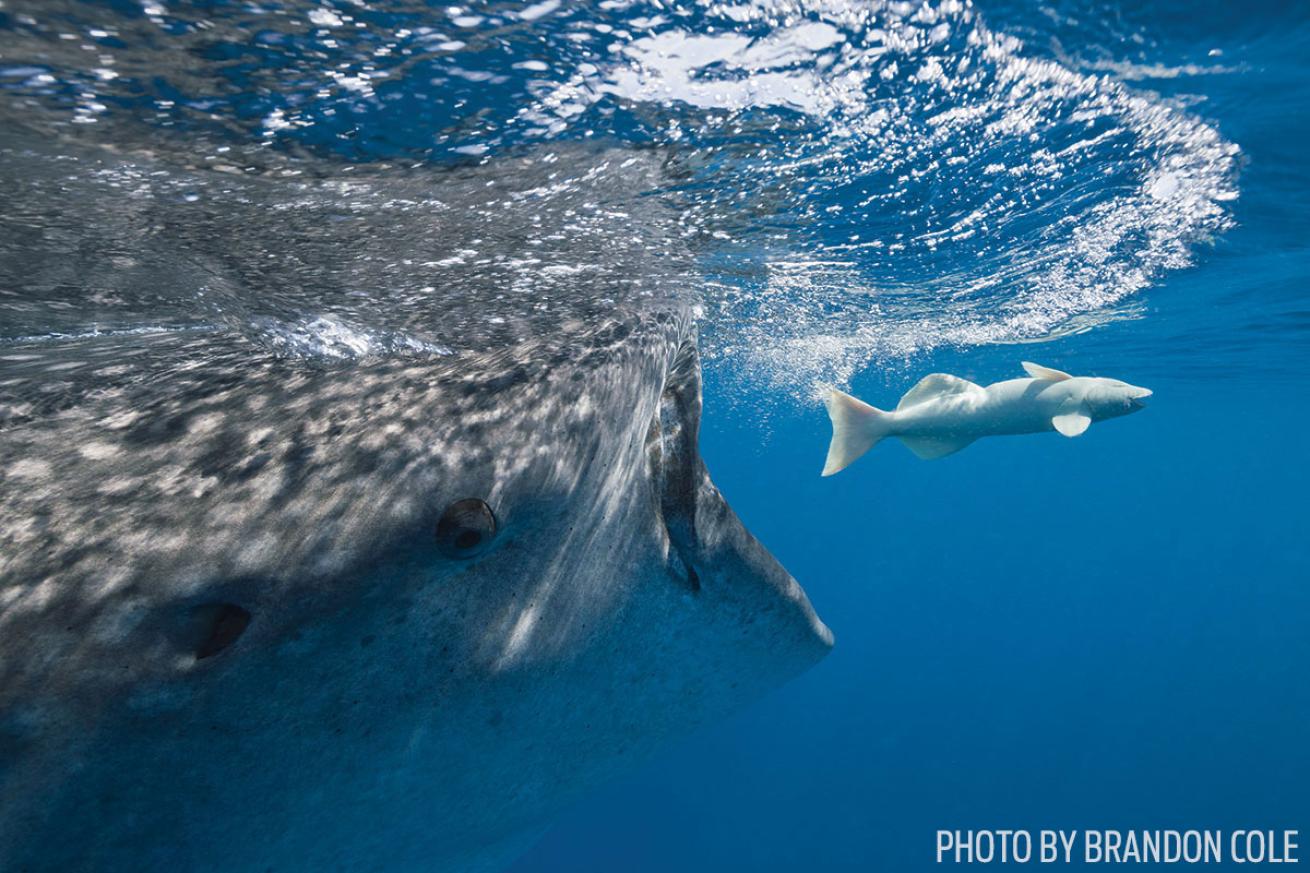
[1,0,1306,868]
[506,3,1310,870]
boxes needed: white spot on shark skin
[236,532,279,571]
[19,578,59,612]
[146,534,189,558]
[8,458,52,479]
[188,413,225,435]
[245,427,275,447]
[99,410,141,430]
[98,476,138,497]
[78,441,120,460]
[310,547,353,579]
[98,566,133,596]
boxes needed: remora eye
[435,498,497,559]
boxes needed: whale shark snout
[691,494,835,653]
[655,341,833,659]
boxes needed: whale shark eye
[435,498,497,559]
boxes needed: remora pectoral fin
[899,435,973,459]
[1052,410,1091,437]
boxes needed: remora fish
[822,362,1152,474]
[0,138,832,871]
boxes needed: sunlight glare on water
[0,0,1239,397]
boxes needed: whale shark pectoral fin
[1022,361,1073,382]
[897,373,984,410]
[899,435,973,459]
[1052,410,1092,437]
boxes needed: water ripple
[0,0,1240,397]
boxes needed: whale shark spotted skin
[822,362,1152,475]
[0,138,832,871]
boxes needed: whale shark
[0,134,832,871]
[822,362,1152,475]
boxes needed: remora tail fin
[821,389,891,476]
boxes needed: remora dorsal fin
[900,435,974,459]
[1022,361,1073,382]
[897,373,983,410]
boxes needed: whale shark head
[0,137,830,871]
[1084,376,1153,420]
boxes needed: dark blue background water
[509,4,1310,869]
